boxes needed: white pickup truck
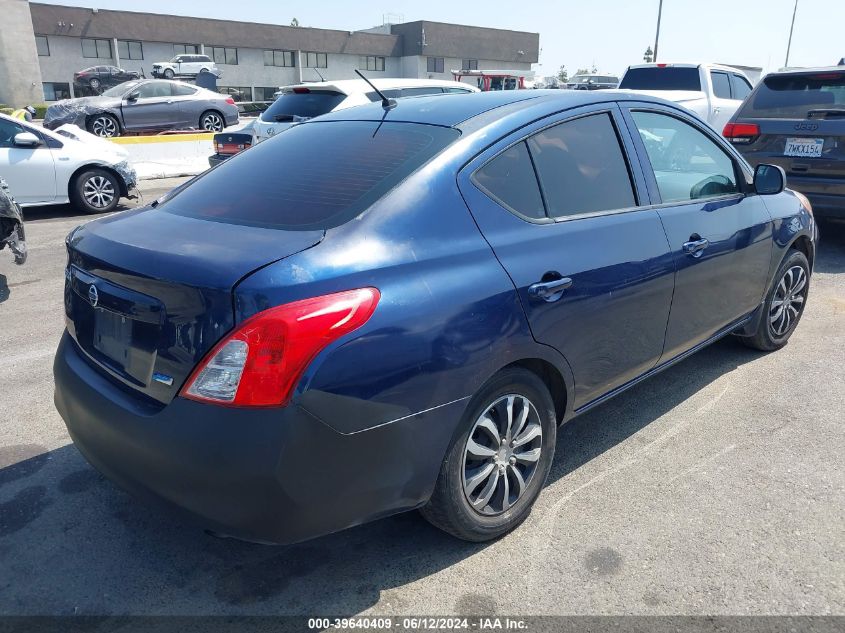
[618,63,754,134]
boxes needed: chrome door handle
[528,276,573,302]
[682,237,710,258]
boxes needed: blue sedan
[54,90,817,544]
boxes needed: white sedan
[0,113,136,214]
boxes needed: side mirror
[13,132,41,148]
[754,164,786,195]
[126,91,140,102]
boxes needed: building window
[304,52,328,68]
[82,38,112,59]
[208,46,238,65]
[264,50,295,67]
[219,86,252,102]
[463,59,478,71]
[35,35,50,57]
[173,44,200,55]
[254,87,279,101]
[43,82,71,101]
[361,55,385,71]
[427,57,445,73]
[118,40,143,60]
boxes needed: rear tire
[89,77,101,91]
[741,249,810,351]
[70,168,121,215]
[200,110,225,132]
[420,367,557,542]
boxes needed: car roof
[312,89,675,129]
[282,78,480,96]
[768,66,845,76]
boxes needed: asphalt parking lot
[0,183,843,616]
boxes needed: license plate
[784,137,824,158]
[93,309,132,369]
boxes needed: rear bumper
[53,332,460,544]
[208,153,230,168]
[801,192,845,219]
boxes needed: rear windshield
[161,121,460,230]
[738,72,845,119]
[619,67,701,91]
[260,90,347,122]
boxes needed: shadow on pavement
[0,273,8,303]
[815,220,845,274]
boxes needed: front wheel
[164,69,175,79]
[71,169,121,214]
[420,367,557,542]
[741,249,810,351]
[200,110,224,132]
[87,113,120,138]
[89,77,101,91]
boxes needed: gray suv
[724,67,845,220]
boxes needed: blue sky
[39,0,845,77]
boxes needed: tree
[557,65,568,82]
[643,46,654,63]
[290,17,300,27]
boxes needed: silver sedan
[43,80,239,137]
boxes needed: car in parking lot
[151,54,220,79]
[724,66,845,220]
[208,120,254,167]
[565,73,619,90]
[43,79,239,137]
[252,78,478,145]
[54,90,816,546]
[0,112,136,214]
[73,66,141,95]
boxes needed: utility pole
[653,0,664,62]
[784,0,799,67]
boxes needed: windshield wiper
[273,114,296,122]
[807,108,845,119]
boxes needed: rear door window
[710,71,732,99]
[527,113,636,219]
[632,111,739,203]
[261,90,347,122]
[161,121,460,230]
[473,142,545,220]
[730,74,753,101]
[738,72,845,118]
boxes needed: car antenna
[355,69,397,110]
[313,68,325,82]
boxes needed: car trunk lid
[65,207,324,404]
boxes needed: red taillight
[723,122,760,144]
[181,288,380,407]
[225,97,236,105]
[293,87,311,94]
[656,63,668,68]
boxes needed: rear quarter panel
[234,142,574,437]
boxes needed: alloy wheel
[202,113,224,132]
[770,265,807,337]
[462,394,543,516]
[91,116,117,137]
[82,175,116,209]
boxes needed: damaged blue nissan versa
[55,89,817,544]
